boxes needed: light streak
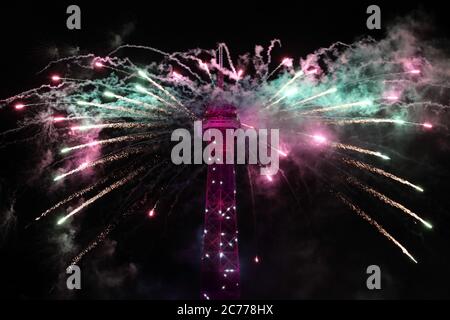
[348,178,432,229]
[299,100,372,115]
[53,148,143,181]
[343,158,424,192]
[76,100,154,117]
[57,168,144,225]
[291,87,337,106]
[337,193,418,263]
[266,70,304,105]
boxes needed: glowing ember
[386,95,399,101]
[282,57,293,68]
[312,134,327,144]
[51,75,61,82]
[285,87,298,97]
[241,123,255,129]
[278,150,288,157]
[52,116,65,122]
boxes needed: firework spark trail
[167,56,206,83]
[51,116,99,122]
[103,91,169,113]
[69,162,170,265]
[137,70,196,118]
[266,39,281,69]
[61,132,169,154]
[166,166,205,217]
[108,44,202,79]
[8,102,48,110]
[332,142,390,160]
[402,101,450,110]
[218,43,237,75]
[338,71,420,89]
[218,44,223,69]
[53,148,144,181]
[265,93,291,109]
[198,60,213,83]
[0,135,43,150]
[289,87,338,106]
[324,118,414,126]
[57,167,145,225]
[70,221,115,265]
[343,158,424,192]
[300,131,391,160]
[264,40,282,79]
[0,83,65,107]
[51,115,147,124]
[109,44,167,57]
[58,77,92,83]
[297,132,391,160]
[0,126,33,137]
[347,177,433,229]
[36,176,111,221]
[37,54,96,74]
[299,100,372,115]
[246,167,257,230]
[134,85,177,109]
[266,71,304,105]
[266,61,285,80]
[92,56,137,75]
[85,57,133,75]
[76,100,156,117]
[268,143,288,157]
[108,44,197,81]
[70,122,162,131]
[137,70,184,107]
[170,51,214,83]
[102,64,133,75]
[336,193,418,263]
[167,73,200,94]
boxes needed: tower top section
[204,103,240,129]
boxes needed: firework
[347,177,432,229]
[343,158,424,192]
[53,148,144,181]
[1,24,448,297]
[57,167,145,225]
[336,193,417,263]
[333,143,390,160]
[60,132,167,154]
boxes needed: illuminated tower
[201,103,240,300]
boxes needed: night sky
[1,1,450,300]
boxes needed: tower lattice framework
[201,103,240,300]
